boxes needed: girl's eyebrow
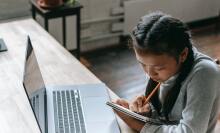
[138,60,147,66]
[138,60,165,67]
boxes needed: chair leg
[216,9,220,34]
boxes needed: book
[106,101,164,125]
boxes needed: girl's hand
[129,95,151,114]
[113,98,129,109]
[112,98,145,132]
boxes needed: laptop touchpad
[82,97,115,122]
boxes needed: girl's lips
[151,77,159,81]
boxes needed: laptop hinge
[44,90,48,133]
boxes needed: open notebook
[106,101,165,125]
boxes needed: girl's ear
[179,47,188,63]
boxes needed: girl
[114,12,220,133]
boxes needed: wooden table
[0,18,136,133]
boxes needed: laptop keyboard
[31,95,40,120]
[53,90,86,133]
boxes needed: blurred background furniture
[30,0,82,59]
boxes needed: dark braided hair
[131,12,194,120]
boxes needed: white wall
[0,0,30,20]
[80,0,122,51]
[1,0,219,51]
[124,0,220,34]
[34,0,220,51]
[35,0,122,51]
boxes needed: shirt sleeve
[140,63,220,133]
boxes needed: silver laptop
[22,36,120,133]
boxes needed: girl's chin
[152,78,159,82]
[152,78,164,82]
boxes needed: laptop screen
[23,36,45,132]
[23,36,45,97]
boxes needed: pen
[143,82,161,105]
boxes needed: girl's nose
[145,66,158,77]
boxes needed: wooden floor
[192,26,220,59]
[83,45,146,100]
[83,25,220,100]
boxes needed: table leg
[45,18,49,31]
[216,9,220,33]
[76,11,81,59]
[31,5,36,19]
[62,17,66,48]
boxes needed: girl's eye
[140,63,146,67]
[154,66,165,71]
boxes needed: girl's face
[135,48,188,82]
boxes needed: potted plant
[37,0,63,9]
